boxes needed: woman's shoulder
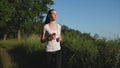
[43,24,49,28]
[57,23,61,28]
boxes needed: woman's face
[49,10,57,21]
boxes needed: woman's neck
[50,20,56,24]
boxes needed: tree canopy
[0,0,54,40]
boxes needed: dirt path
[0,47,14,68]
[0,46,46,68]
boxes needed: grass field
[0,34,120,68]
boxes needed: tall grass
[9,34,46,68]
[20,34,45,54]
[0,34,46,68]
[61,32,120,68]
[0,39,19,49]
[0,34,120,68]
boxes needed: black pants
[46,50,62,68]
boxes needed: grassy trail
[0,46,13,68]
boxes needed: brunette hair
[44,9,56,24]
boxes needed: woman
[41,9,62,68]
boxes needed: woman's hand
[52,33,56,39]
[48,33,56,41]
[56,36,62,42]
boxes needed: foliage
[0,39,20,49]
[0,33,120,68]
[0,0,54,40]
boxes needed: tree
[0,0,15,40]
[0,0,54,40]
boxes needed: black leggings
[46,50,62,68]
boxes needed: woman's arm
[41,25,53,43]
[58,34,62,42]
[57,25,62,42]
[41,25,47,43]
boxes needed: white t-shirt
[45,23,61,52]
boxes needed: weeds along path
[0,46,13,68]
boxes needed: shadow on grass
[9,45,46,68]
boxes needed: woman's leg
[46,52,52,68]
[55,50,62,68]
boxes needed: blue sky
[50,0,120,39]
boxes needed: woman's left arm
[59,34,62,42]
[57,25,62,42]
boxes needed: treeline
[0,0,54,40]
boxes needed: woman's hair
[44,9,56,24]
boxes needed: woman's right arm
[41,25,53,43]
[41,25,47,43]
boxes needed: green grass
[0,34,45,68]
[0,34,120,68]
[0,39,20,49]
